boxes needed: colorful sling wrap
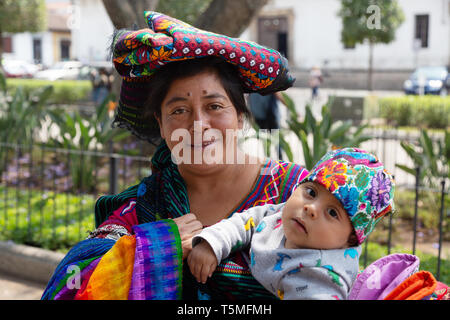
[42,142,309,300]
[111,11,295,142]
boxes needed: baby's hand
[187,239,218,284]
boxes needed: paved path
[0,272,45,300]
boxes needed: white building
[70,0,114,64]
[3,1,73,67]
[246,0,450,71]
[4,0,449,88]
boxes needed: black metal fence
[0,141,152,250]
[0,133,448,281]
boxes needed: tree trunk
[101,0,159,29]
[101,0,160,123]
[194,0,269,37]
[368,40,374,91]
[102,0,269,102]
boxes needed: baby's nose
[304,204,317,219]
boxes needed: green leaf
[279,132,293,162]
[399,141,423,166]
[304,105,316,133]
[0,71,6,93]
[329,121,352,143]
[395,164,416,176]
[299,131,313,170]
[419,130,439,175]
[281,92,298,118]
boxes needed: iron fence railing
[0,134,448,280]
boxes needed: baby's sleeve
[192,204,274,263]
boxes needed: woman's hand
[187,240,218,283]
[172,213,203,259]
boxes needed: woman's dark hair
[142,57,251,144]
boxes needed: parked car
[34,61,84,81]
[403,66,449,96]
[2,59,40,78]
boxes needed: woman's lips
[293,218,307,234]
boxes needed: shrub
[379,96,450,129]
[6,79,92,104]
[0,185,95,252]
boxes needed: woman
[41,11,308,300]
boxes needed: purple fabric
[349,253,420,300]
[128,220,181,300]
[53,257,102,300]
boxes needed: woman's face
[156,69,244,172]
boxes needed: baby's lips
[293,217,308,233]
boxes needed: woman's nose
[189,110,211,134]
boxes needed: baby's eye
[327,208,339,219]
[305,187,316,198]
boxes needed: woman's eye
[305,187,316,198]
[209,104,223,110]
[327,208,339,219]
[171,108,186,115]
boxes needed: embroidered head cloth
[302,148,395,244]
[111,11,295,142]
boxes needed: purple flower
[366,171,392,213]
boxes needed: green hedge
[379,95,450,129]
[6,79,92,104]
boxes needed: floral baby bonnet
[302,148,395,244]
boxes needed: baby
[188,148,395,300]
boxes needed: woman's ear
[154,112,165,139]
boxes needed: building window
[60,39,71,60]
[415,14,429,48]
[258,16,289,59]
[33,38,42,63]
[2,36,12,53]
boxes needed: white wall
[5,32,53,66]
[40,32,54,67]
[260,0,450,70]
[71,0,114,63]
[8,33,33,62]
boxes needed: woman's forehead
[166,70,228,97]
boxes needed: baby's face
[282,182,354,250]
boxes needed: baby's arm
[188,204,280,283]
[187,239,218,283]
